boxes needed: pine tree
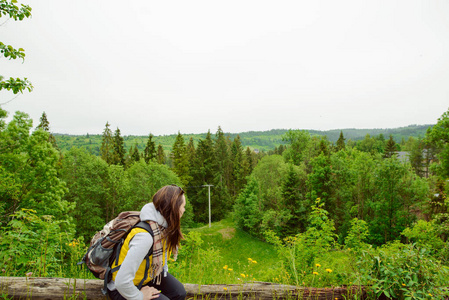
[36,111,58,148]
[156,144,166,165]
[230,135,247,197]
[197,131,215,183]
[409,138,425,177]
[245,147,255,174]
[282,164,307,235]
[143,133,156,163]
[36,112,50,131]
[131,143,140,163]
[336,131,345,151]
[278,144,286,155]
[319,139,330,156]
[214,127,231,189]
[384,135,397,158]
[189,131,216,222]
[186,137,196,162]
[213,127,232,219]
[100,122,114,164]
[171,132,191,186]
[186,137,196,180]
[112,128,126,166]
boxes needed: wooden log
[0,277,367,300]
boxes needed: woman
[107,185,187,300]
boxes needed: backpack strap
[103,221,154,294]
[134,221,154,290]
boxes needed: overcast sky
[1,1,448,136]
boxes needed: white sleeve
[114,232,153,300]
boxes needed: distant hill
[54,124,432,155]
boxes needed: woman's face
[179,195,186,218]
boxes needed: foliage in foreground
[1,209,449,300]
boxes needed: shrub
[345,218,369,251]
[0,208,76,277]
[358,242,449,300]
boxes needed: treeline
[53,124,432,156]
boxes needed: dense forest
[0,105,447,243]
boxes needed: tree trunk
[0,277,367,300]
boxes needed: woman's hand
[141,286,160,300]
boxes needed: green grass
[172,218,280,284]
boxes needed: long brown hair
[152,185,184,252]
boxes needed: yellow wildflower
[313,272,319,275]
[402,284,406,286]
[248,258,253,261]
[223,265,228,270]
[315,263,321,267]
[240,274,246,278]
[252,260,257,264]
[325,269,332,273]
[228,268,233,271]
[429,294,432,297]
[223,287,228,291]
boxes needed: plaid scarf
[148,221,178,284]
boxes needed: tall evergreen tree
[131,143,140,163]
[186,137,196,165]
[36,111,57,148]
[156,144,166,165]
[409,138,425,177]
[282,164,307,236]
[100,122,114,164]
[190,131,216,222]
[213,127,232,218]
[143,133,156,163]
[384,135,397,158]
[112,128,126,166]
[319,139,330,156]
[230,135,247,198]
[245,147,257,175]
[185,137,196,184]
[214,127,231,189]
[171,132,191,186]
[336,131,346,151]
[36,111,50,131]
[279,144,285,155]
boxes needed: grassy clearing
[171,218,280,284]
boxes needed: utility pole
[202,184,213,228]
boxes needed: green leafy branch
[0,76,33,94]
[1,0,33,96]
[0,42,25,61]
[0,0,32,21]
